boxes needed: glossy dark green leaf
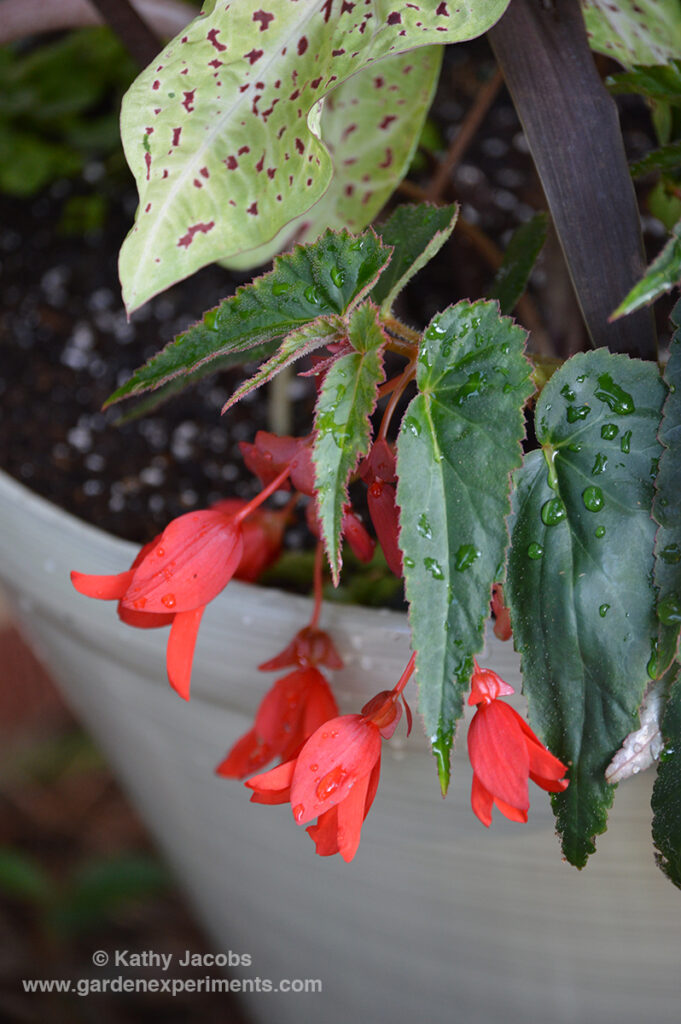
[507,349,666,867]
[396,300,532,792]
[105,229,392,407]
[313,304,386,584]
[651,665,681,888]
[607,60,681,104]
[488,212,548,314]
[653,306,681,673]
[630,140,681,178]
[612,219,681,318]
[371,203,458,311]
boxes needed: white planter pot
[1,465,680,1022]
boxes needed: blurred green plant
[0,27,136,198]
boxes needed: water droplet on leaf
[454,545,480,571]
[582,486,604,512]
[601,423,618,440]
[541,497,566,526]
[527,542,543,559]
[594,373,635,415]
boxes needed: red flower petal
[123,510,243,613]
[306,807,341,856]
[165,607,204,700]
[290,715,381,823]
[342,508,375,563]
[335,769,373,862]
[471,772,495,827]
[467,701,530,813]
[216,727,276,779]
[367,481,403,577]
[70,569,134,600]
[254,668,312,747]
[246,758,296,804]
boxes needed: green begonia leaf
[651,666,681,889]
[630,140,681,178]
[653,306,681,673]
[371,202,459,310]
[106,227,392,407]
[118,0,510,311]
[507,350,666,867]
[488,212,548,315]
[396,300,532,792]
[611,218,681,318]
[313,303,386,583]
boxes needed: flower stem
[377,362,416,441]
[233,465,292,525]
[394,651,417,698]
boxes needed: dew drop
[203,309,218,330]
[620,430,632,454]
[591,452,607,476]
[403,556,415,568]
[315,765,346,801]
[330,266,344,287]
[161,593,176,608]
[601,423,618,440]
[595,525,606,538]
[292,803,305,823]
[424,557,445,580]
[599,603,610,617]
[541,497,566,527]
[454,545,480,571]
[304,285,320,304]
[560,383,576,402]
[156,547,165,557]
[527,542,543,560]
[567,442,582,452]
[309,762,319,772]
[658,593,681,625]
[417,513,432,540]
[403,416,421,437]
[454,370,487,405]
[272,281,289,296]
[582,486,604,512]
[566,404,591,423]
[594,373,635,415]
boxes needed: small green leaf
[396,300,532,792]
[371,202,459,310]
[507,350,666,867]
[653,305,681,673]
[488,212,548,314]
[583,0,681,66]
[313,303,386,583]
[106,228,392,407]
[222,317,342,413]
[630,140,681,178]
[607,60,681,102]
[651,665,681,888]
[611,218,681,317]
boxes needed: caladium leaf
[506,350,666,868]
[106,227,392,407]
[582,0,681,66]
[488,212,548,315]
[651,665,681,889]
[653,307,681,675]
[313,303,386,583]
[611,218,681,318]
[396,300,532,793]
[118,0,511,311]
[371,202,459,310]
[222,47,443,271]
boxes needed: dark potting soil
[0,40,665,553]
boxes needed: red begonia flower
[216,666,339,778]
[467,663,568,826]
[240,431,315,495]
[305,500,375,563]
[258,625,343,671]
[212,499,286,582]
[246,655,415,862]
[360,440,402,577]
[71,467,290,701]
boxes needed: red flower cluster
[246,654,414,862]
[216,626,342,779]
[467,662,568,826]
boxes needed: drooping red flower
[246,655,414,861]
[359,439,402,577]
[239,431,315,495]
[217,625,341,778]
[71,468,290,700]
[467,662,568,826]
